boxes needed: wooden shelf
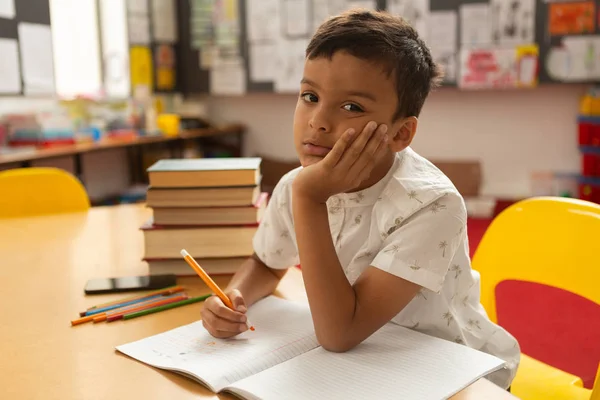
[0,124,245,166]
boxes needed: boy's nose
[308,108,333,133]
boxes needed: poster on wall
[548,1,595,36]
[155,44,176,90]
[546,35,600,82]
[490,0,535,45]
[458,45,538,89]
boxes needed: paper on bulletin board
[0,38,21,94]
[130,46,153,92]
[312,1,330,31]
[515,44,538,87]
[347,0,376,11]
[199,46,217,69]
[190,0,215,49]
[127,0,148,14]
[275,38,308,93]
[490,0,535,46]
[546,35,600,82]
[210,55,246,95]
[18,23,55,95]
[129,13,151,45]
[250,43,277,82]
[388,0,430,41]
[246,0,280,42]
[151,0,177,43]
[214,0,240,52]
[431,44,457,83]
[548,1,595,36]
[428,11,457,51]
[282,0,310,38]
[0,0,15,19]
[458,47,539,90]
[155,44,176,90]
[460,3,492,48]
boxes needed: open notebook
[116,296,506,400]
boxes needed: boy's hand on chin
[292,121,389,203]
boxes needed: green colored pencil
[122,294,211,320]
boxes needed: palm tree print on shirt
[355,214,362,225]
[409,260,421,271]
[430,200,447,214]
[450,264,462,279]
[442,311,454,326]
[439,241,449,257]
[407,190,423,203]
[467,319,482,330]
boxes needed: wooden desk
[0,204,516,400]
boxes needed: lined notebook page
[226,323,506,400]
[116,296,318,392]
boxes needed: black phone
[84,274,178,295]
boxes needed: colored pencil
[92,293,188,323]
[106,294,189,322]
[122,295,211,320]
[83,286,185,316]
[180,249,254,331]
[82,285,184,314]
[71,313,105,326]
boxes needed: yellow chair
[0,167,90,218]
[472,197,600,400]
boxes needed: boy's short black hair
[306,9,443,120]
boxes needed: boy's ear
[388,116,418,152]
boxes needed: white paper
[227,322,505,400]
[199,46,217,69]
[547,36,600,82]
[428,11,457,50]
[128,13,151,44]
[491,0,535,46]
[312,1,330,31]
[18,23,55,95]
[0,39,21,94]
[283,0,309,37]
[460,3,492,47]
[246,0,280,42]
[151,0,177,42]
[431,44,457,83]
[459,48,517,89]
[250,43,277,82]
[275,38,308,93]
[347,0,376,10]
[0,0,15,19]
[210,55,246,95]
[117,297,318,392]
[388,0,430,40]
[127,0,148,14]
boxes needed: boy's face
[293,51,409,168]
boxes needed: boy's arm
[293,196,421,352]
[225,253,288,307]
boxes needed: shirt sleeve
[252,173,299,269]
[370,192,467,293]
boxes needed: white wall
[204,84,587,198]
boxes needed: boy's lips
[303,143,332,156]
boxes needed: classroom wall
[203,84,586,198]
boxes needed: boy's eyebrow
[301,77,377,102]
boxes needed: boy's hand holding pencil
[180,249,255,338]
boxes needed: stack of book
[142,157,265,276]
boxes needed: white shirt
[253,147,520,389]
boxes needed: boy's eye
[343,103,364,112]
[301,93,318,103]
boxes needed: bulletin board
[0,0,54,96]
[127,0,180,95]
[176,0,600,97]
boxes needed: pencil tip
[180,249,189,257]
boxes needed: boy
[200,9,519,390]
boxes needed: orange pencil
[180,249,254,331]
[71,313,105,326]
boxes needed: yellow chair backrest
[472,196,600,323]
[0,167,90,218]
